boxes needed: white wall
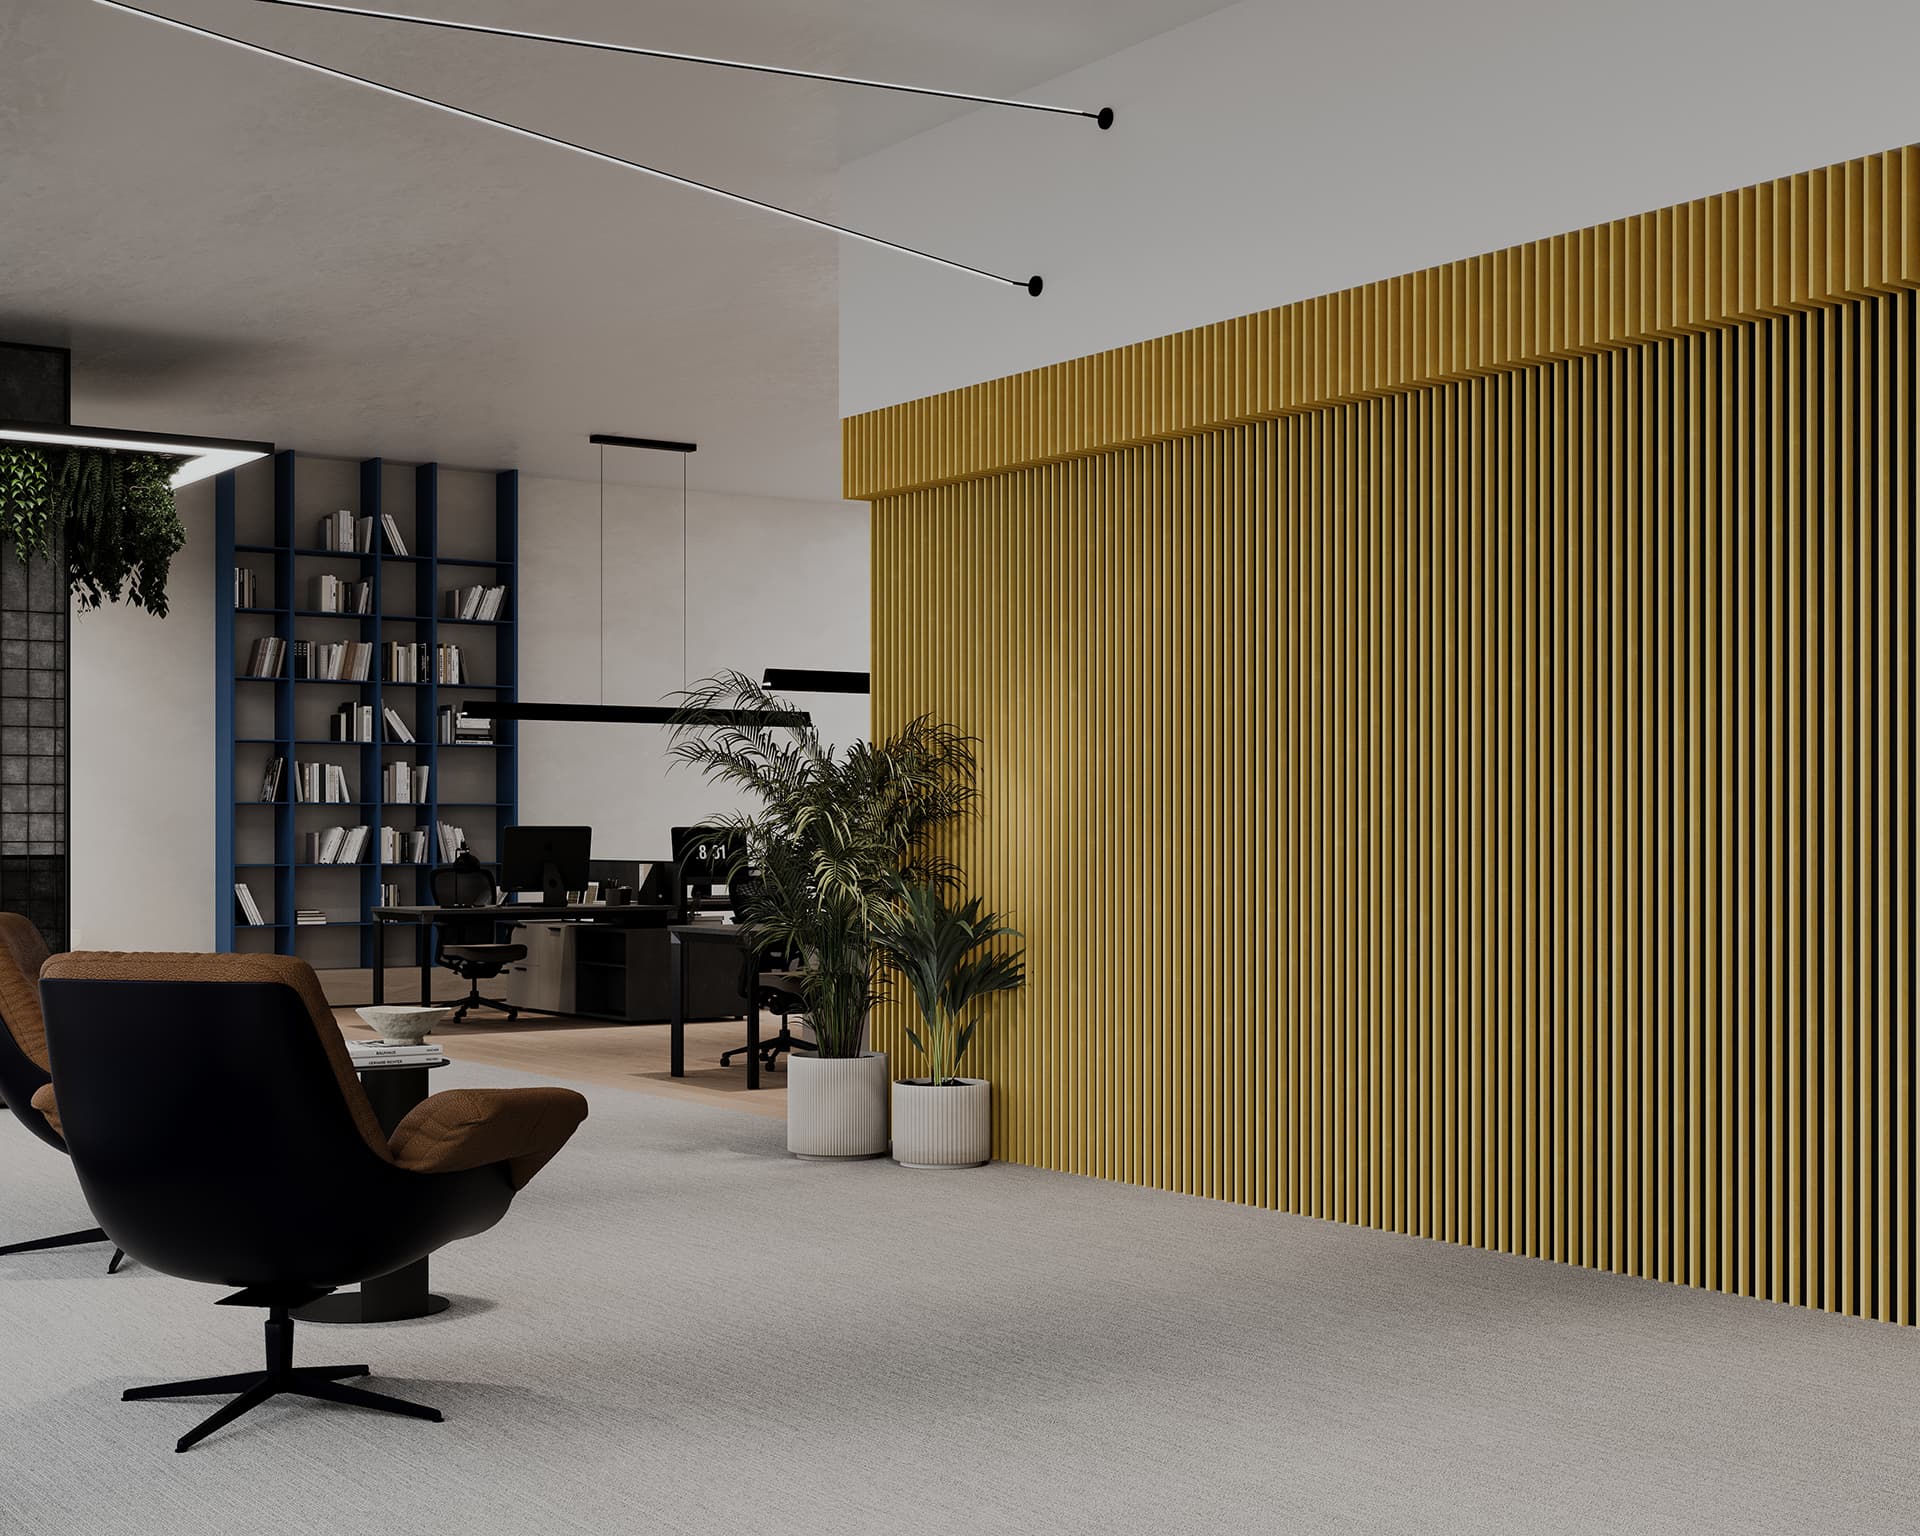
[68,463,866,950]
[840,0,1920,415]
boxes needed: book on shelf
[380,513,408,556]
[379,641,467,684]
[329,702,377,742]
[436,705,494,744]
[234,883,266,926]
[379,825,431,865]
[293,640,373,681]
[310,574,373,614]
[381,705,415,743]
[258,756,285,803]
[443,583,507,621]
[303,825,370,865]
[295,908,327,926]
[243,636,285,678]
[234,566,259,609]
[378,881,401,908]
[293,761,353,804]
[435,821,468,863]
[318,510,377,553]
[382,761,429,804]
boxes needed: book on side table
[345,1041,445,1069]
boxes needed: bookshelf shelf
[218,452,519,970]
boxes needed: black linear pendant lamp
[94,0,1118,297]
[762,669,870,694]
[465,437,809,730]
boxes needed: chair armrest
[29,1083,60,1138]
[387,1087,588,1190]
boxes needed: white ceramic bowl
[356,1005,454,1045]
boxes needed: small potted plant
[873,881,1025,1169]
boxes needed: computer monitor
[671,826,746,909]
[501,825,592,906]
[589,858,642,896]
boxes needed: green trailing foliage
[0,445,184,616]
[668,671,980,1059]
[871,881,1026,1086]
[0,446,53,564]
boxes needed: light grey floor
[3,1062,1916,1536]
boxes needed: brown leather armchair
[0,912,120,1270]
[37,951,589,1453]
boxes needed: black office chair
[430,854,525,1022]
[0,912,123,1273]
[36,951,588,1453]
[719,942,812,1073]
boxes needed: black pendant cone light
[463,437,811,730]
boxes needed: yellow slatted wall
[868,292,1917,1323]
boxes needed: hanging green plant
[0,445,185,617]
[0,445,54,563]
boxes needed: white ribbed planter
[890,1079,991,1169]
[786,1051,890,1159]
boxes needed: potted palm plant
[873,882,1025,1168]
[670,673,978,1159]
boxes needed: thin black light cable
[246,0,1115,126]
[598,442,606,704]
[91,0,1047,294]
[687,456,695,691]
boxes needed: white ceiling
[0,0,1236,499]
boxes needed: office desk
[371,903,676,1006]
[669,923,762,1089]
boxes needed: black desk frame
[669,923,761,1090]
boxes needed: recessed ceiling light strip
[246,0,1117,129]
[90,0,1048,295]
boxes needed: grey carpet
[3,1061,1916,1536]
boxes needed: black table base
[293,1062,450,1326]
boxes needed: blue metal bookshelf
[215,451,519,968]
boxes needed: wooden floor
[326,970,787,1122]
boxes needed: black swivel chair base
[127,1286,443,1453]
[0,1224,126,1274]
[450,985,517,1024]
[721,1028,810,1072]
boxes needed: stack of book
[380,825,432,865]
[435,821,468,862]
[293,761,353,804]
[318,510,377,552]
[234,566,260,608]
[443,584,508,621]
[437,706,494,745]
[382,761,430,804]
[304,825,371,865]
[243,637,286,678]
[293,640,374,680]
[258,756,286,802]
[311,574,373,614]
[381,705,415,743]
[233,883,268,926]
[295,908,326,927]
[346,1039,445,1069]
[330,703,377,742]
